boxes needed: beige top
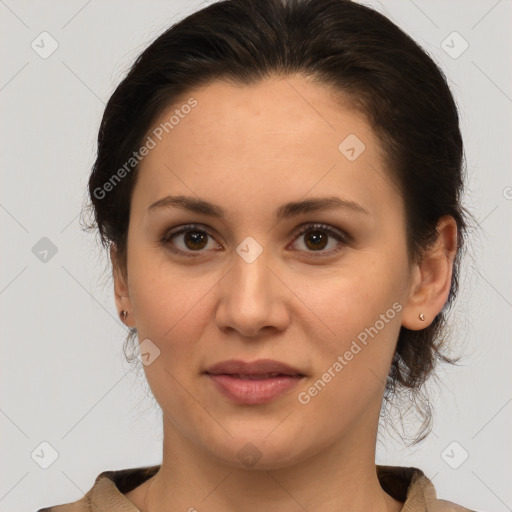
[37,464,476,512]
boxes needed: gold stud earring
[120,310,128,322]
[419,313,425,321]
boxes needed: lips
[205,359,305,405]
[205,359,304,377]
[221,372,288,380]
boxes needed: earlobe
[401,216,458,331]
[110,244,134,327]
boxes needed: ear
[110,243,135,327]
[401,215,458,330]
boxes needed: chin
[202,430,310,471]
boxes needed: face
[113,75,417,469]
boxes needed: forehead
[133,76,399,220]
[150,76,371,153]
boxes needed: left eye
[161,223,348,257]
[288,223,348,255]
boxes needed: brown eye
[161,224,221,257]
[183,230,209,250]
[303,229,329,251]
[290,223,348,256]
[162,222,348,259]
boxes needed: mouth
[215,372,296,380]
[204,359,306,405]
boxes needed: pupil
[306,230,327,250]
[185,231,207,250]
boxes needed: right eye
[160,223,222,257]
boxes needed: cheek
[128,267,215,424]
[296,274,403,426]
[298,255,407,411]
[311,262,405,343]
[128,258,215,341]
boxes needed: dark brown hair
[82,0,469,444]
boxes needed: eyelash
[160,222,350,258]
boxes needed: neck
[143,415,401,512]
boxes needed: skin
[112,75,458,512]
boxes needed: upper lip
[205,359,305,377]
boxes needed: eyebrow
[147,194,369,221]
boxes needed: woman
[38,0,477,510]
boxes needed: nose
[214,247,291,338]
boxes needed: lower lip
[207,374,303,405]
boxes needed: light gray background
[1,0,511,510]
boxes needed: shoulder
[411,470,478,511]
[36,465,160,512]
[377,465,480,512]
